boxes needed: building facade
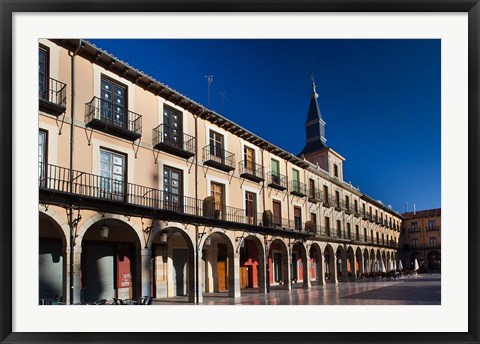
[400,208,441,271]
[38,39,402,305]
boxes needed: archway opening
[81,219,140,304]
[239,235,264,291]
[39,212,67,302]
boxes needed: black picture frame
[1,1,478,343]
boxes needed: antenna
[205,75,213,107]
[219,90,226,115]
[413,203,416,214]
[405,202,408,212]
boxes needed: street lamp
[160,231,168,244]
[100,221,109,239]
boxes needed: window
[369,206,373,220]
[245,191,257,224]
[337,220,342,238]
[364,227,367,242]
[292,169,300,192]
[334,164,338,177]
[100,149,126,201]
[309,179,316,199]
[294,206,302,231]
[163,166,183,212]
[429,237,437,248]
[375,209,378,221]
[371,230,374,243]
[163,105,183,149]
[376,232,379,244]
[355,225,359,241]
[310,212,317,227]
[380,212,383,224]
[382,234,384,245]
[363,203,366,216]
[410,222,419,232]
[210,182,226,220]
[345,195,350,211]
[428,220,436,230]
[273,200,282,227]
[39,131,47,186]
[244,147,255,173]
[271,159,280,183]
[412,238,419,248]
[209,130,225,162]
[324,217,330,236]
[346,223,351,239]
[323,185,329,203]
[335,190,340,208]
[354,200,358,213]
[39,46,49,101]
[100,76,127,128]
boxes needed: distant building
[39,39,403,305]
[400,208,441,271]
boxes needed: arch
[346,246,356,280]
[80,217,142,304]
[267,238,290,288]
[309,243,323,285]
[39,210,68,302]
[76,213,144,248]
[239,234,266,292]
[150,225,195,300]
[202,230,238,298]
[427,250,441,270]
[336,245,347,282]
[291,241,308,288]
[323,244,336,283]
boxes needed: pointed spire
[299,77,328,156]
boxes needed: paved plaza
[153,273,441,306]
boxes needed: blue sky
[88,39,441,213]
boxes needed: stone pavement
[153,273,441,305]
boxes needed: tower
[299,78,345,181]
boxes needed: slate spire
[299,77,328,156]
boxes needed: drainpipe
[68,40,82,305]
[194,113,199,304]
[261,146,269,293]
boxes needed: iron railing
[308,188,322,203]
[152,124,195,157]
[239,161,264,181]
[39,75,67,108]
[85,96,142,136]
[289,180,307,197]
[266,172,288,190]
[202,145,235,171]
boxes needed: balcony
[202,145,235,172]
[85,97,142,141]
[344,204,352,215]
[39,75,67,116]
[152,124,195,159]
[426,226,440,231]
[353,208,360,217]
[323,194,334,208]
[334,199,343,211]
[39,163,312,239]
[308,189,322,204]
[266,172,288,191]
[239,161,264,183]
[290,180,307,197]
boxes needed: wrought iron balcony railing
[239,161,264,183]
[85,97,142,141]
[266,172,288,191]
[308,188,322,203]
[426,226,440,231]
[323,194,335,208]
[152,124,195,159]
[202,145,235,172]
[289,180,307,197]
[39,163,315,236]
[39,75,67,116]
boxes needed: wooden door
[217,261,228,291]
[240,267,249,289]
[245,191,256,224]
[273,200,282,227]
